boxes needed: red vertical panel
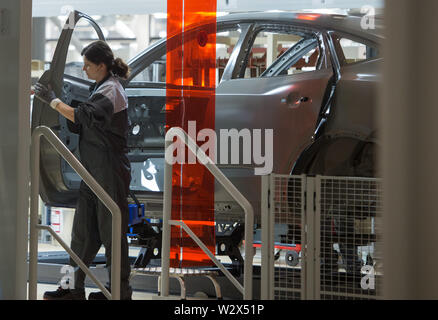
[166,0,184,266]
[166,0,217,267]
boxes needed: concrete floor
[32,242,234,300]
[33,242,156,300]
[34,283,156,300]
[33,283,219,300]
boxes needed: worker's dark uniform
[67,74,132,299]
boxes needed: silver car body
[32,11,383,223]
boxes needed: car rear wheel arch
[291,133,379,178]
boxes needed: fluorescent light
[153,12,167,19]
[301,8,348,15]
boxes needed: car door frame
[126,20,247,86]
[47,11,105,96]
[216,21,337,174]
[32,11,106,207]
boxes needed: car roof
[217,11,383,43]
[127,11,383,68]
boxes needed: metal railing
[160,127,254,300]
[29,126,122,300]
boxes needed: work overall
[67,74,132,299]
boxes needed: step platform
[130,266,222,300]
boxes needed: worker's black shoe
[88,287,132,300]
[43,287,86,300]
[88,290,109,300]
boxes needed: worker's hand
[34,83,57,106]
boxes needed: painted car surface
[32,11,382,224]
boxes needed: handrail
[161,127,254,300]
[169,220,244,293]
[29,126,121,300]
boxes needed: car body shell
[32,11,383,223]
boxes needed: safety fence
[261,174,383,300]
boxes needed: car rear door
[31,11,105,207]
[214,23,334,213]
[217,23,333,173]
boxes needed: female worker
[34,40,132,300]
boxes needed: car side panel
[325,58,382,140]
[292,58,381,176]
[214,69,332,221]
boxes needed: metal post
[305,176,316,300]
[269,174,276,300]
[160,137,173,297]
[28,127,41,300]
[299,174,306,300]
[382,0,438,299]
[0,0,32,300]
[260,174,270,299]
[313,176,321,300]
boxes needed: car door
[214,23,334,212]
[33,13,242,207]
[31,11,105,207]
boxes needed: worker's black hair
[81,40,130,80]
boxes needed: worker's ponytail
[111,57,130,80]
[81,40,131,80]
